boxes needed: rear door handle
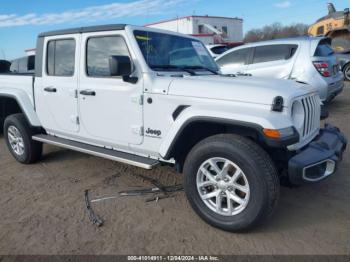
[44,87,57,93]
[80,90,96,96]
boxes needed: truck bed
[0,74,35,104]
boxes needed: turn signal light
[263,129,281,139]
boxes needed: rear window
[252,44,298,64]
[28,55,35,71]
[314,42,334,57]
[211,46,230,55]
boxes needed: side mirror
[109,55,132,77]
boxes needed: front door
[78,32,143,146]
[217,48,251,75]
[35,35,80,134]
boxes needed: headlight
[292,100,305,130]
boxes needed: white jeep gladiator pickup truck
[0,24,347,232]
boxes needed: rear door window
[252,45,298,64]
[216,48,251,67]
[47,39,76,76]
[211,46,230,55]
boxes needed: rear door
[216,48,251,75]
[35,35,80,134]
[246,44,298,79]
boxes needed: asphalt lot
[0,82,349,255]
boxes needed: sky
[0,0,348,59]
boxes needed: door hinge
[131,126,144,136]
[131,95,143,105]
[76,116,80,125]
[75,90,78,99]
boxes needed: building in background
[25,48,36,56]
[145,15,244,45]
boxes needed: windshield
[134,30,219,73]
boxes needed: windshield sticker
[192,41,207,56]
[136,35,151,41]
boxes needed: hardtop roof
[38,24,127,37]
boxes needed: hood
[168,75,316,106]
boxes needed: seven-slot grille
[300,94,320,138]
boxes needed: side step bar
[32,134,159,170]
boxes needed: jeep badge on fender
[145,128,162,137]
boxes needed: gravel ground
[0,83,349,255]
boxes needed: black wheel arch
[163,117,299,165]
[0,94,41,132]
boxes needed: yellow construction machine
[309,3,350,51]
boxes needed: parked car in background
[0,60,11,73]
[8,55,35,74]
[216,37,344,103]
[206,43,243,58]
[206,44,231,58]
[335,49,350,81]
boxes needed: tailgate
[311,38,343,84]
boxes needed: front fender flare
[159,106,295,159]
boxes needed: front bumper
[326,80,344,102]
[288,124,347,185]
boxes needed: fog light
[303,160,336,182]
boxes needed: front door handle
[80,90,96,96]
[44,87,57,93]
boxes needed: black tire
[183,134,279,232]
[4,113,42,164]
[343,63,350,81]
[0,117,3,135]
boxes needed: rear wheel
[4,114,42,164]
[183,134,280,232]
[344,63,350,81]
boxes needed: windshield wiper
[182,66,219,75]
[150,65,196,75]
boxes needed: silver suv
[216,37,344,103]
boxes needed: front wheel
[183,134,280,232]
[344,63,350,81]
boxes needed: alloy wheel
[7,125,25,156]
[196,157,250,216]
